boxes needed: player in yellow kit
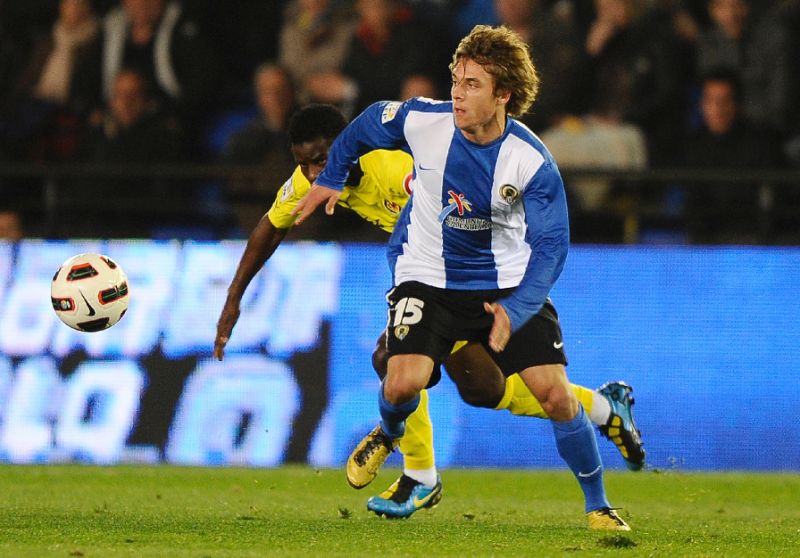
[214,104,644,519]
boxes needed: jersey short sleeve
[267,167,312,229]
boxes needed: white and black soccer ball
[51,253,130,332]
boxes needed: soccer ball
[51,253,130,332]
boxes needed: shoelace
[388,475,420,503]
[599,508,627,525]
[354,431,392,466]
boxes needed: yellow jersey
[267,150,413,233]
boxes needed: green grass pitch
[0,465,798,557]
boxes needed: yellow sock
[495,374,595,419]
[399,389,435,470]
[496,374,548,417]
[571,384,594,415]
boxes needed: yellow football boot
[346,425,398,489]
[587,508,631,531]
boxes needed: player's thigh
[372,330,388,380]
[385,282,475,388]
[485,300,567,375]
[444,342,506,407]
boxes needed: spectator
[0,11,25,135]
[278,0,357,105]
[681,69,782,244]
[541,119,647,213]
[0,0,98,161]
[79,68,185,164]
[222,64,298,166]
[0,209,24,241]
[399,74,440,101]
[777,0,800,166]
[540,70,648,242]
[186,0,286,102]
[696,0,794,137]
[222,63,299,233]
[73,68,187,237]
[304,0,436,116]
[584,0,686,165]
[494,0,590,131]
[71,0,221,140]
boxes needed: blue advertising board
[0,241,797,470]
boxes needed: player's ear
[495,89,511,107]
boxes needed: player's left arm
[293,101,409,223]
[497,163,570,333]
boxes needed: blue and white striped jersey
[317,98,570,331]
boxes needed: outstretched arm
[214,214,288,360]
[291,101,409,224]
[291,183,342,225]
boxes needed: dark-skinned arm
[213,214,288,360]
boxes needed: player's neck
[460,111,507,145]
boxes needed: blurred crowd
[1,0,799,242]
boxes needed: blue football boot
[367,474,443,518]
[597,381,646,471]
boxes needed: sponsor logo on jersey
[437,190,492,231]
[443,216,492,231]
[438,190,472,222]
[500,184,520,204]
[280,177,294,201]
[381,101,401,124]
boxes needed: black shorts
[384,281,567,387]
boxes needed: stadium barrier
[0,240,798,470]
[2,163,800,243]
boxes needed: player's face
[450,58,509,144]
[292,137,332,183]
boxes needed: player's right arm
[214,214,288,360]
[214,170,312,360]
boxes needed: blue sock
[552,404,611,513]
[378,381,420,439]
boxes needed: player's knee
[383,375,422,405]
[540,387,577,421]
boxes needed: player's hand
[214,302,241,361]
[292,184,341,224]
[484,301,511,352]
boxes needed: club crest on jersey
[394,324,410,340]
[381,102,401,124]
[383,199,402,214]
[500,184,520,205]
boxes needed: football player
[214,103,644,521]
